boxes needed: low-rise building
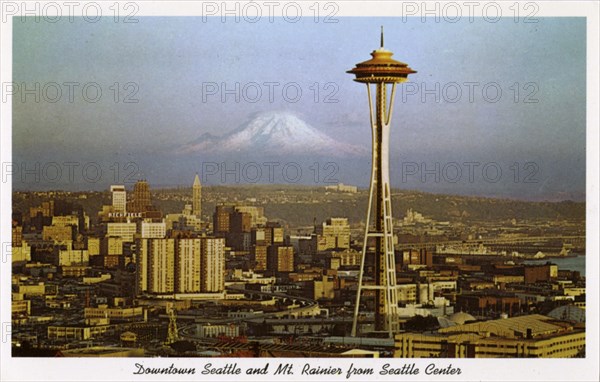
[195,323,240,338]
[395,314,584,358]
[84,306,145,322]
[47,324,114,341]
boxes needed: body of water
[523,254,585,275]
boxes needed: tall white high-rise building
[110,185,127,213]
[200,237,225,292]
[147,238,175,294]
[135,237,224,295]
[135,238,175,294]
[175,238,201,293]
[193,174,202,218]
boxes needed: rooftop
[439,314,573,338]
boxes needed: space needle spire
[347,28,416,338]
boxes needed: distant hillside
[13,186,585,228]
[157,186,585,227]
[260,190,585,226]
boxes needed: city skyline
[2,2,598,381]
[8,171,588,358]
[11,17,586,201]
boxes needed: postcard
[1,1,598,381]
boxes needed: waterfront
[524,254,585,275]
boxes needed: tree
[404,315,440,332]
[169,340,196,354]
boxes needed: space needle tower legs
[348,27,416,338]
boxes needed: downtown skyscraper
[135,236,225,295]
[193,174,202,218]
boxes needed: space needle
[348,27,416,338]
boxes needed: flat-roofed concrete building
[42,225,73,243]
[101,236,123,256]
[106,222,137,242]
[268,245,294,273]
[394,314,585,358]
[110,185,127,213]
[315,218,350,251]
[139,220,166,239]
[84,306,144,321]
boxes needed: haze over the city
[12,17,586,200]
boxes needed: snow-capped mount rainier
[179,112,367,157]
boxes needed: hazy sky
[12,16,586,198]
